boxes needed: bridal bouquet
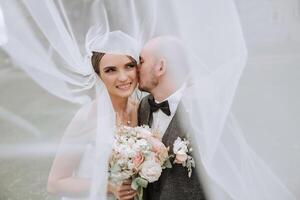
[108,125,171,200]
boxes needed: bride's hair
[91,51,137,76]
[91,51,105,75]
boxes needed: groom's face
[138,48,159,92]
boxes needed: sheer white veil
[0,0,298,199]
[0,5,6,45]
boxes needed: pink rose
[174,153,188,164]
[147,137,166,153]
[133,153,144,170]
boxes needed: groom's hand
[113,180,136,200]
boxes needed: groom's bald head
[138,36,189,94]
[144,36,187,66]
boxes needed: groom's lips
[116,82,132,90]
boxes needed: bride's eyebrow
[125,61,135,66]
[103,66,116,70]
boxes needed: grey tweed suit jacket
[138,94,206,200]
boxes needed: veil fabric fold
[0,5,7,45]
[0,0,298,199]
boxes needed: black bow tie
[148,96,171,116]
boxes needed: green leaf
[132,178,146,200]
[164,159,173,169]
[131,178,139,190]
[138,186,144,200]
[136,177,148,188]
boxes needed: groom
[137,36,207,200]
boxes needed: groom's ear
[156,58,167,77]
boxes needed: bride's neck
[109,93,128,113]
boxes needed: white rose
[176,148,188,155]
[113,143,123,153]
[132,138,150,152]
[127,149,136,158]
[117,144,135,157]
[136,138,149,147]
[116,159,126,167]
[139,160,162,183]
[127,161,135,170]
[173,137,188,154]
[127,137,135,146]
[135,126,152,138]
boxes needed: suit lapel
[138,95,151,126]
[162,103,186,150]
[162,110,177,145]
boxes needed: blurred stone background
[0,0,299,199]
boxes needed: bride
[47,29,139,200]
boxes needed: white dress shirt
[151,84,186,137]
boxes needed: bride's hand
[110,180,136,200]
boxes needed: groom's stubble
[138,67,159,93]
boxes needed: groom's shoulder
[141,93,151,102]
[137,94,151,125]
[138,94,151,110]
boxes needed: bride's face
[98,54,137,98]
